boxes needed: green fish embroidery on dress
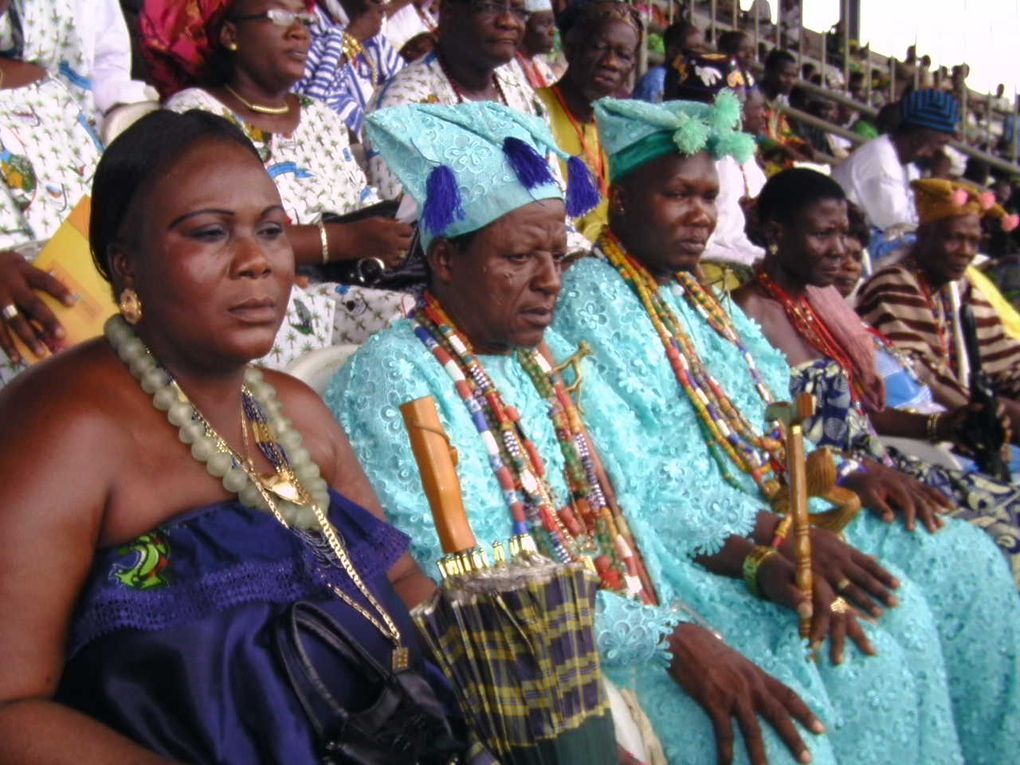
[113,532,171,590]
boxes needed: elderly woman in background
[0,109,465,763]
[142,0,417,359]
[537,0,641,241]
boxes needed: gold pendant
[392,646,410,672]
[260,473,304,504]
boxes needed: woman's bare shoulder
[0,340,146,446]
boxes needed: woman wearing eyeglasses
[141,0,416,356]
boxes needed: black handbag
[274,601,465,765]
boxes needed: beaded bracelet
[743,545,779,598]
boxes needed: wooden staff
[766,395,814,640]
[401,396,477,557]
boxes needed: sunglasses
[232,8,317,29]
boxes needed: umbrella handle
[401,396,478,555]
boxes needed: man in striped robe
[857,178,1020,429]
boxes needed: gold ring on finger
[830,596,850,615]
[1,304,18,321]
[836,578,851,592]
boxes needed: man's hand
[669,624,825,764]
[756,552,878,665]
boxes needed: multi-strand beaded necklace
[414,293,657,604]
[754,268,865,403]
[598,233,784,498]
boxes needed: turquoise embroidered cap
[365,102,599,251]
[594,92,757,183]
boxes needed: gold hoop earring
[767,243,779,256]
[119,288,143,325]
[225,42,238,51]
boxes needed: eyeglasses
[232,8,317,29]
[456,0,530,22]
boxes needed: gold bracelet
[318,220,330,264]
[743,545,779,598]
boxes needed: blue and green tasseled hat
[594,91,757,183]
[365,102,600,251]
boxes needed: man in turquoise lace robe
[326,100,1018,764]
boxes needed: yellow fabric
[968,266,1020,341]
[538,87,609,243]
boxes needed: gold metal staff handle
[765,396,814,641]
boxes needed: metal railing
[673,0,1020,176]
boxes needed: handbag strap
[274,601,396,739]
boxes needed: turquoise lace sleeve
[596,591,684,672]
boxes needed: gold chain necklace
[224,84,290,115]
[235,391,409,671]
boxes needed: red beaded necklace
[754,268,865,402]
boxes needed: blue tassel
[565,155,601,217]
[503,136,555,189]
[421,165,463,237]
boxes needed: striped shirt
[856,259,1020,404]
[295,10,404,137]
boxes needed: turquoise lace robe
[551,256,1020,764]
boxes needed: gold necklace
[238,394,409,671]
[224,84,291,115]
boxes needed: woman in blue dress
[0,110,462,763]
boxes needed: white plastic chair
[285,344,360,396]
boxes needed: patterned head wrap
[140,0,314,98]
[524,0,554,12]
[912,178,1019,231]
[594,93,756,183]
[900,89,960,135]
[365,102,600,251]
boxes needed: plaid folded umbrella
[403,398,617,764]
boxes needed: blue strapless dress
[56,490,453,764]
